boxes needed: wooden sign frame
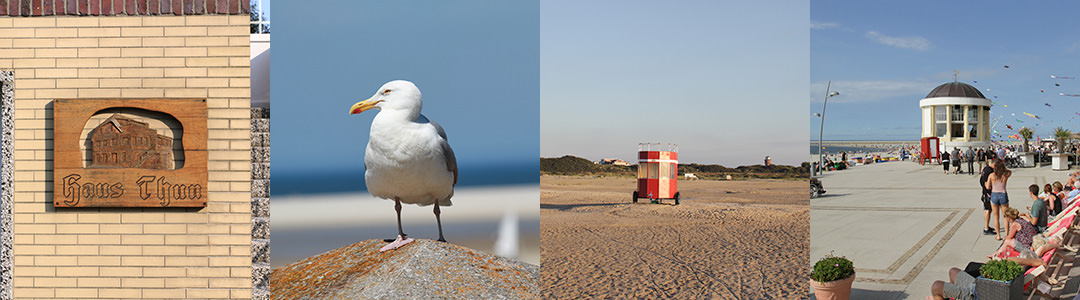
[52,99,208,208]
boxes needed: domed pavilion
[919,81,991,151]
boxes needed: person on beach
[976,148,987,172]
[942,151,951,175]
[979,159,995,235]
[989,207,1038,258]
[985,158,1012,240]
[972,145,980,174]
[952,148,962,174]
[1026,184,1048,232]
[1042,183,1060,216]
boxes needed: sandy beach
[540,175,808,299]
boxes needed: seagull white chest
[363,113,455,206]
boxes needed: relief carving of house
[89,114,174,170]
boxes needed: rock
[270,239,538,299]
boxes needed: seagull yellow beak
[350,99,383,115]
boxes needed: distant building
[919,81,991,151]
[90,115,173,170]
[764,156,772,166]
[596,158,632,166]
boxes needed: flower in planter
[811,252,854,282]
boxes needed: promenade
[811,160,1080,299]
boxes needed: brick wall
[1,15,252,299]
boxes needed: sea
[271,161,538,197]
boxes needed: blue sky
[540,0,809,166]
[270,1,538,176]
[811,1,1080,141]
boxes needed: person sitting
[1053,181,1066,208]
[1042,184,1061,216]
[990,207,1038,258]
[1070,181,1080,200]
[1026,184,1049,232]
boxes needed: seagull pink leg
[380,198,414,252]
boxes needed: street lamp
[818,81,839,175]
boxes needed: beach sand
[540,175,809,299]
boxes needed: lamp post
[818,81,839,175]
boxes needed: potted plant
[1053,126,1072,154]
[810,253,855,300]
[1019,127,1033,153]
[976,259,1024,300]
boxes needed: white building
[919,81,991,151]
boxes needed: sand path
[541,176,809,299]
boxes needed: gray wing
[430,120,458,185]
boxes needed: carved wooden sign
[53,99,208,208]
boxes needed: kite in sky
[1046,103,1052,108]
[1051,75,1075,79]
[1061,93,1080,97]
[1023,112,1039,119]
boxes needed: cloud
[810,21,840,30]
[810,80,933,103]
[864,31,932,51]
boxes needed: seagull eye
[383,89,392,94]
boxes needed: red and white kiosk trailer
[634,143,680,205]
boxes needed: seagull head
[350,80,423,117]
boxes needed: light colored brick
[98,37,141,47]
[78,69,121,78]
[229,77,250,87]
[100,245,141,256]
[100,224,141,234]
[208,26,248,36]
[78,255,120,266]
[121,213,165,223]
[77,277,120,288]
[188,77,228,87]
[208,235,249,245]
[0,28,35,38]
[16,224,56,234]
[99,17,143,27]
[143,224,187,234]
[121,88,165,98]
[122,277,164,288]
[55,58,97,68]
[207,67,247,77]
[121,234,163,245]
[56,18,99,27]
[121,68,163,78]
[186,36,229,47]
[35,28,77,38]
[18,287,55,298]
[209,256,250,267]
[78,27,121,38]
[98,57,141,68]
[165,256,207,267]
[142,245,186,256]
[165,88,208,98]
[14,38,55,48]
[55,38,98,48]
[17,267,57,277]
[34,256,78,266]
[77,234,120,245]
[13,17,57,28]
[164,234,208,245]
[120,256,164,267]
[164,47,207,57]
[164,26,207,37]
[56,288,97,298]
[78,88,122,98]
[121,47,164,57]
[187,57,229,67]
[187,288,231,299]
[187,15,230,26]
[57,224,99,234]
[78,47,120,58]
[13,58,55,68]
[99,288,142,299]
[188,245,229,256]
[122,27,164,37]
[143,16,186,27]
[145,267,186,277]
[34,234,77,244]
[143,288,185,298]
[35,48,78,58]
[99,267,143,277]
[56,267,98,277]
[35,277,76,287]
[15,245,55,255]
[57,245,98,255]
[99,78,141,88]
[143,57,185,67]
[164,67,207,77]
[143,77,185,87]
[210,278,250,289]
[0,18,11,27]
[34,214,78,224]
[187,224,228,234]
[208,87,249,98]
[142,36,185,47]
[166,277,207,288]
[56,78,98,88]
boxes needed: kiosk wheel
[674,192,680,205]
[632,191,638,203]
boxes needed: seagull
[350,80,458,252]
